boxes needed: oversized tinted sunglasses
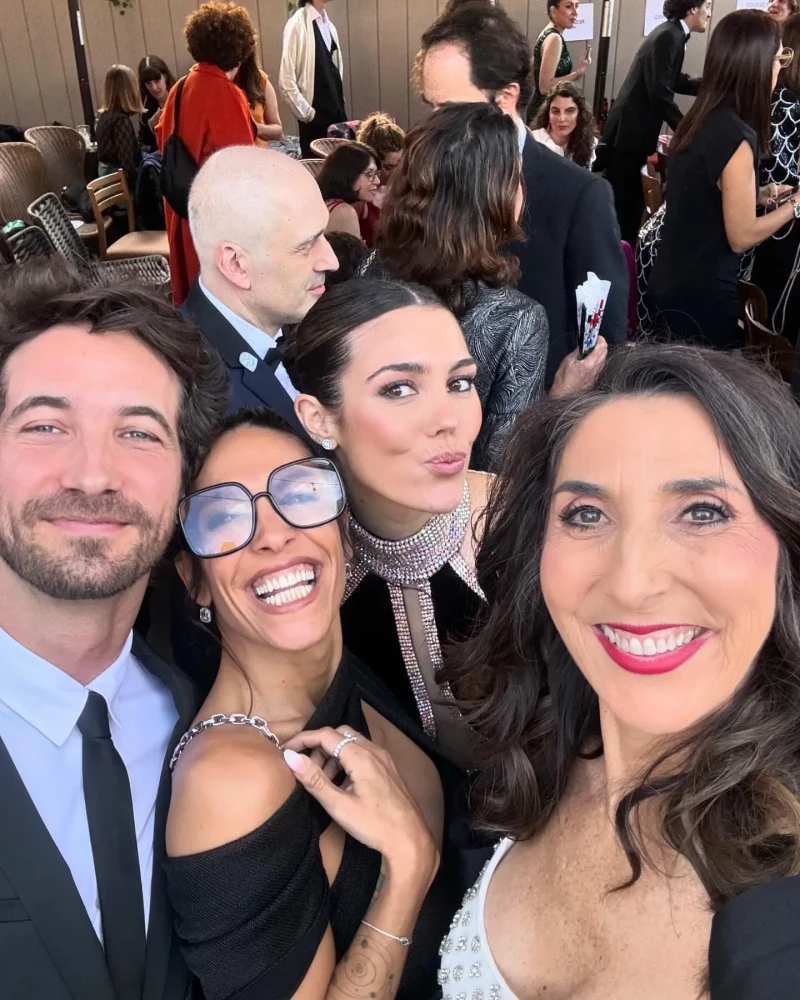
[179,457,346,559]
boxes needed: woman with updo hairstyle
[356,112,405,196]
[156,1,256,305]
[283,278,489,770]
[361,101,548,473]
[439,343,800,997]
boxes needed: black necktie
[264,332,284,372]
[78,692,146,1000]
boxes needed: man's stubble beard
[0,491,174,601]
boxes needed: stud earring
[199,606,212,624]
[321,438,336,451]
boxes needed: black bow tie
[263,333,284,372]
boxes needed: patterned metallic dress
[341,481,486,771]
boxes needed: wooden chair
[300,158,326,179]
[86,171,169,261]
[640,164,662,221]
[738,278,769,327]
[310,137,350,158]
[743,299,794,382]
[25,126,86,195]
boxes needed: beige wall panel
[109,3,147,76]
[22,0,78,125]
[407,0,437,126]
[0,30,21,126]
[170,0,200,76]
[377,0,410,126]
[81,0,120,105]
[334,0,354,114]
[504,0,530,36]
[257,0,286,83]
[138,0,182,72]
[51,0,89,123]
[347,0,381,119]
[1,0,47,127]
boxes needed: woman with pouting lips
[164,406,463,1000]
[439,344,800,999]
[283,278,488,771]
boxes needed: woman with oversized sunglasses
[164,406,462,1000]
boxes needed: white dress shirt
[198,278,298,401]
[309,4,334,51]
[0,627,177,939]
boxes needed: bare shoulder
[167,725,295,858]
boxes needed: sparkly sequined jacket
[359,253,549,472]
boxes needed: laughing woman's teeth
[600,625,703,657]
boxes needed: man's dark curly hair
[185,2,256,72]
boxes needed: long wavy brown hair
[234,49,266,110]
[376,102,523,318]
[533,82,597,168]
[443,343,800,911]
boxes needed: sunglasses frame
[178,457,346,560]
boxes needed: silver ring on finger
[332,731,358,761]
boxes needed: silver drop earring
[321,438,336,451]
[199,606,212,624]
[345,562,352,579]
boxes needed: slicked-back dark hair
[0,259,229,487]
[418,0,534,114]
[282,278,443,409]
[663,0,704,20]
[445,343,800,911]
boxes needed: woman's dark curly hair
[444,343,800,911]
[376,102,523,319]
[533,82,597,168]
[185,2,256,72]
[317,143,377,204]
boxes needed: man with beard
[0,261,227,1000]
[183,145,339,437]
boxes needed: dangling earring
[199,606,212,624]
[345,562,352,580]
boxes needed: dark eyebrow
[7,395,70,421]
[367,361,428,381]
[553,478,741,500]
[119,406,175,441]
[662,477,741,495]
[450,357,477,373]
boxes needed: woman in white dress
[438,343,800,999]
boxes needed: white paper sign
[735,0,768,8]
[644,0,666,34]
[563,3,594,42]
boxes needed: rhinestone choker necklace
[348,481,471,589]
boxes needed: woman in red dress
[157,2,257,305]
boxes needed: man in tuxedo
[0,261,228,999]
[184,146,339,432]
[603,0,710,246]
[417,0,628,383]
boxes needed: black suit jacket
[0,636,201,1000]
[604,18,701,158]
[181,279,305,436]
[509,136,628,381]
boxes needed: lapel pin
[239,352,258,372]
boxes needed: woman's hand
[575,53,590,78]
[551,336,608,397]
[283,726,439,887]
[759,183,794,208]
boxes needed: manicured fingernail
[284,748,308,772]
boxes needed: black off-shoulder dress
[163,652,463,1000]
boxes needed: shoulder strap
[173,76,188,131]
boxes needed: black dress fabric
[649,106,758,349]
[709,874,800,999]
[341,568,484,729]
[139,94,161,152]
[163,652,462,1000]
[298,21,346,158]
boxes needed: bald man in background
[183,146,339,432]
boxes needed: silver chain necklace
[169,713,281,771]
